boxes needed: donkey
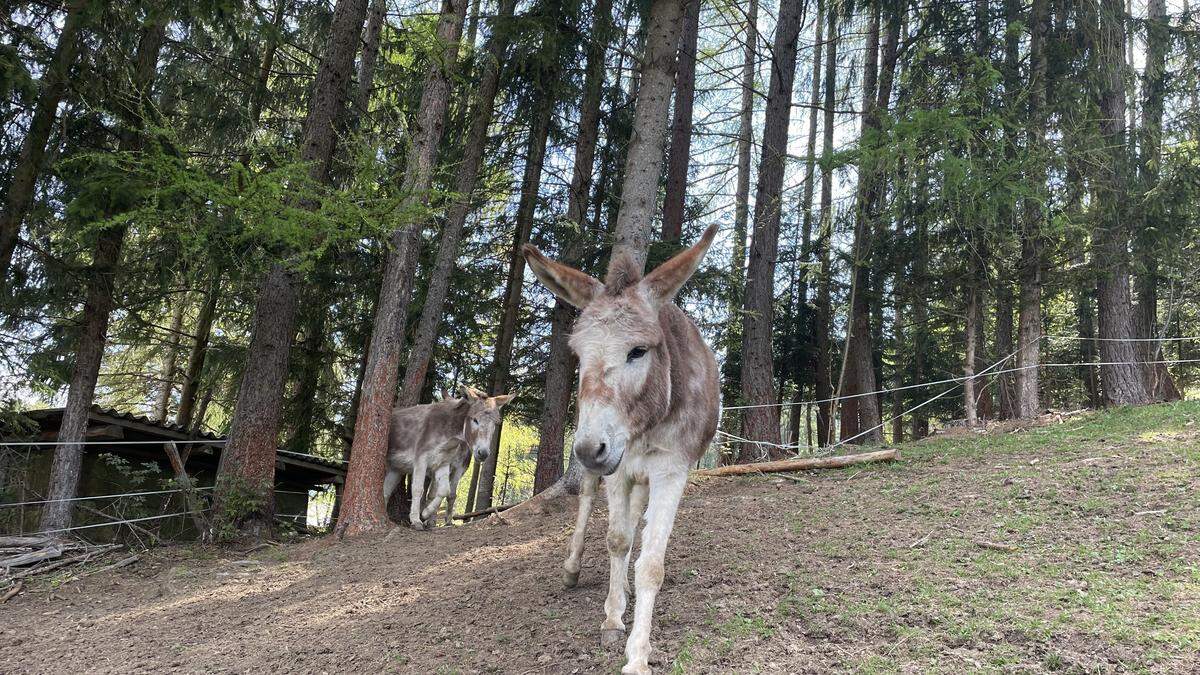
[384,386,514,529]
[522,225,720,674]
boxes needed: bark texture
[336,0,468,537]
[1015,0,1048,418]
[814,4,837,446]
[397,0,520,407]
[1133,0,1180,402]
[40,14,168,535]
[1091,0,1150,406]
[219,0,369,537]
[609,0,686,268]
[737,0,807,459]
[660,0,701,245]
[836,6,887,445]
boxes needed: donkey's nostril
[596,442,607,459]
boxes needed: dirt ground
[2,402,1198,674]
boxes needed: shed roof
[12,406,345,484]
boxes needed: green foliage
[210,474,270,543]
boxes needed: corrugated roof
[15,406,345,474]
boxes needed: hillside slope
[2,402,1198,673]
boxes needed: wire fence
[714,333,1200,461]
[3,334,1197,533]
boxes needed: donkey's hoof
[620,663,651,675]
[411,520,426,531]
[600,628,625,647]
[562,569,579,588]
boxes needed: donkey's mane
[603,253,642,296]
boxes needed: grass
[673,401,1200,673]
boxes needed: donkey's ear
[459,385,484,400]
[489,393,516,409]
[522,244,602,309]
[639,225,718,306]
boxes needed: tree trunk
[609,0,686,267]
[336,0,467,538]
[154,295,187,421]
[397,0,520,407]
[1133,0,1180,402]
[356,0,387,118]
[964,289,978,426]
[814,4,837,447]
[725,0,758,392]
[660,0,701,245]
[1091,0,1150,406]
[533,0,615,496]
[218,0,370,538]
[0,0,88,287]
[476,68,559,511]
[910,177,931,440]
[1015,0,1049,419]
[737,0,807,460]
[216,264,297,537]
[836,5,885,445]
[796,0,824,300]
[177,278,219,429]
[40,14,168,535]
[995,283,1016,418]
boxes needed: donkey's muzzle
[574,439,621,475]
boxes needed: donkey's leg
[562,470,600,588]
[444,463,466,527]
[408,456,429,530]
[421,465,452,525]
[622,470,687,675]
[601,476,644,645]
[382,467,401,508]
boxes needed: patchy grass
[667,401,1200,673]
[2,402,1197,674]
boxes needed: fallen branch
[974,539,1019,552]
[691,448,900,477]
[0,536,53,548]
[909,529,937,548]
[1,544,63,570]
[2,544,123,581]
[1,581,22,603]
[165,441,211,534]
[453,503,517,521]
[66,555,140,583]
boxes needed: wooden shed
[0,406,345,539]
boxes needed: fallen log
[1,544,64,570]
[691,448,900,477]
[1,581,22,603]
[0,536,54,548]
[3,544,122,581]
[453,503,517,521]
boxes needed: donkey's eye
[626,346,648,362]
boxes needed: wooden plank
[690,448,900,477]
[164,442,209,534]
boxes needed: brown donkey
[523,225,719,674]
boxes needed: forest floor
[2,402,1198,674]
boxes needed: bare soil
[2,402,1198,674]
